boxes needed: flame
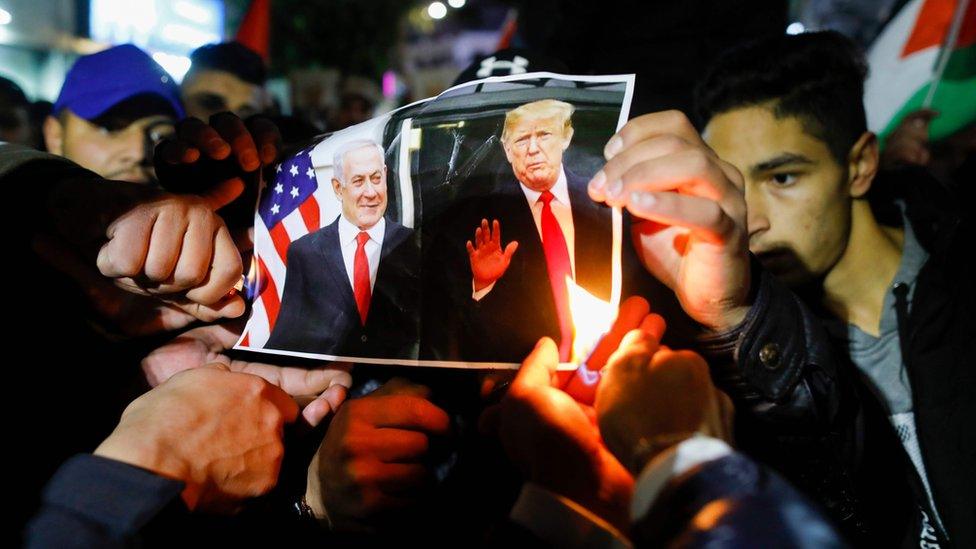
[566,276,615,365]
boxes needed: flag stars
[271,203,280,215]
[306,167,315,179]
[290,186,299,198]
[289,164,299,176]
[274,183,283,194]
[275,164,282,173]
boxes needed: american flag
[239,147,326,348]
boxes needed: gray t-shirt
[825,214,945,537]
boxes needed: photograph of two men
[237,73,677,368]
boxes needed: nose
[745,184,770,245]
[527,134,541,154]
[361,180,379,198]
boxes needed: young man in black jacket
[696,32,972,547]
[589,31,972,548]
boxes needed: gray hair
[332,139,386,185]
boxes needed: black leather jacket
[696,169,974,548]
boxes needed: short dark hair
[187,42,267,85]
[1,75,30,130]
[695,31,868,165]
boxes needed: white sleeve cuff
[510,483,632,549]
[630,435,733,521]
[472,280,496,301]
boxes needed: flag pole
[923,0,971,107]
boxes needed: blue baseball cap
[54,44,185,121]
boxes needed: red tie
[353,231,371,325]
[539,190,574,361]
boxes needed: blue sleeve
[25,454,184,548]
[633,452,849,548]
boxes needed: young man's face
[704,105,852,286]
[47,110,175,184]
[332,145,388,230]
[503,115,572,192]
[182,70,268,120]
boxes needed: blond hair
[501,99,574,143]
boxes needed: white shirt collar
[337,214,386,246]
[519,166,570,207]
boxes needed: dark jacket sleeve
[693,260,915,544]
[25,455,184,548]
[633,452,849,548]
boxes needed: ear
[847,131,878,199]
[43,115,64,155]
[331,177,342,199]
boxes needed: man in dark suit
[266,139,418,358]
[459,99,615,362]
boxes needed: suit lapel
[567,169,612,299]
[313,220,357,312]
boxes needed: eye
[770,173,798,186]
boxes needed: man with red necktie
[266,139,418,358]
[462,99,616,363]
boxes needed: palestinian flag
[865,0,976,144]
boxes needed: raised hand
[466,218,519,292]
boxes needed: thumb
[511,337,559,393]
[301,385,349,428]
[201,177,245,211]
[503,240,519,259]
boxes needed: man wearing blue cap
[43,44,185,184]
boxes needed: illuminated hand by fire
[467,218,519,291]
[596,321,735,475]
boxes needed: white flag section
[865,0,933,136]
[865,0,976,142]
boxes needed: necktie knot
[539,190,555,206]
[357,231,370,246]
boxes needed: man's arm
[631,442,849,548]
[693,261,873,526]
[25,455,184,548]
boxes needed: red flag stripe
[269,222,292,265]
[299,194,321,232]
[903,0,976,57]
[257,256,281,331]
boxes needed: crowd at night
[2,0,973,547]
